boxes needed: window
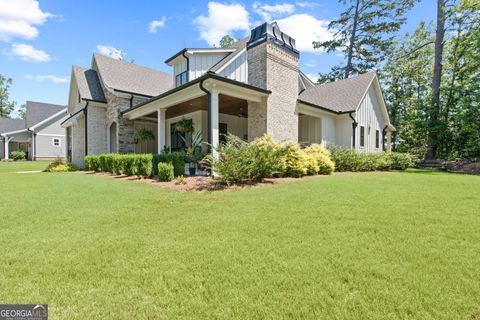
[175,71,188,87]
[53,138,61,147]
[219,123,228,144]
[170,120,192,151]
[360,126,365,147]
[375,130,380,149]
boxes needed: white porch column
[210,88,219,159]
[31,132,36,161]
[4,136,12,160]
[157,109,166,153]
[386,131,392,151]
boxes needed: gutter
[349,112,358,148]
[84,102,89,155]
[181,51,190,83]
[199,78,212,151]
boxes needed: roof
[298,72,377,113]
[209,37,250,73]
[0,117,25,134]
[93,54,173,97]
[26,101,66,128]
[72,66,107,103]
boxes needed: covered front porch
[1,129,33,160]
[123,73,270,157]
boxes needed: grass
[0,161,479,319]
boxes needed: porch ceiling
[142,94,248,120]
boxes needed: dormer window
[175,71,188,87]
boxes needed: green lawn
[0,161,479,319]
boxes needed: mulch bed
[80,171,324,192]
[420,160,480,175]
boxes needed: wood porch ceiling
[143,94,248,119]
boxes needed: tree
[313,0,416,81]
[217,35,235,48]
[425,0,447,160]
[17,104,26,119]
[0,75,16,117]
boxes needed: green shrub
[9,150,26,161]
[84,155,100,171]
[157,162,174,181]
[111,154,123,175]
[329,147,363,171]
[134,154,153,178]
[249,135,286,179]
[122,155,136,176]
[304,144,335,174]
[388,152,415,170]
[153,151,185,177]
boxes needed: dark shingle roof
[209,36,250,73]
[298,72,377,113]
[93,54,173,97]
[72,66,107,103]
[26,101,66,128]
[0,117,25,134]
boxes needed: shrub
[134,154,153,178]
[154,151,185,177]
[281,143,309,177]
[45,160,79,172]
[158,162,174,181]
[388,152,415,170]
[10,150,26,161]
[84,155,100,171]
[122,155,136,176]
[111,154,123,175]
[304,144,335,174]
[213,135,251,184]
[329,147,363,172]
[249,135,285,179]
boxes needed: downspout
[382,125,388,151]
[349,112,358,149]
[182,51,190,82]
[129,95,134,108]
[199,79,211,151]
[84,102,89,156]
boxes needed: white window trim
[52,137,61,147]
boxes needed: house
[0,101,67,160]
[63,22,394,167]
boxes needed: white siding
[355,86,387,153]
[173,57,187,84]
[335,114,353,148]
[218,50,248,83]
[321,116,336,146]
[218,113,248,140]
[189,53,228,81]
[298,115,321,144]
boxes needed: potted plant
[175,118,193,133]
[134,128,155,144]
[181,130,203,176]
[185,146,197,176]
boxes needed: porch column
[4,136,12,160]
[157,109,166,153]
[209,88,219,159]
[386,131,392,151]
[32,132,36,161]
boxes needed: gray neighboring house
[0,101,68,160]
[64,21,395,167]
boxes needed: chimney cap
[246,22,299,55]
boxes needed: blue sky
[0,0,435,117]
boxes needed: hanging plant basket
[175,118,193,133]
[134,128,155,144]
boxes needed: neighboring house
[0,101,68,160]
[63,22,394,167]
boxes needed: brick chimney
[246,22,299,142]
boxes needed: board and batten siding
[354,85,387,153]
[218,50,248,83]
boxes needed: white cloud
[253,2,295,22]
[10,43,50,62]
[194,2,250,46]
[0,0,52,42]
[96,45,125,60]
[24,74,68,83]
[276,14,333,53]
[304,59,317,68]
[148,17,166,33]
[295,1,319,8]
[305,73,320,83]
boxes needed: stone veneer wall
[247,42,299,142]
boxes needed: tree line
[314,0,479,161]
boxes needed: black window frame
[375,130,380,149]
[360,126,365,147]
[219,123,228,144]
[175,71,188,87]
